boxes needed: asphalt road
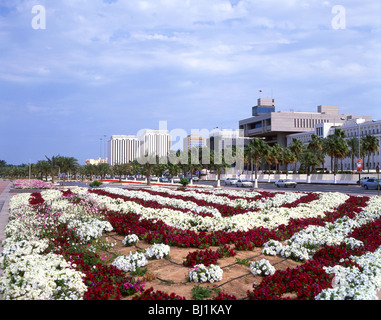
[61,180,381,196]
[196,180,381,196]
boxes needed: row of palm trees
[1,130,379,186]
[243,128,379,179]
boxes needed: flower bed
[13,179,56,190]
[1,186,380,300]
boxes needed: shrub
[180,178,189,187]
[89,180,102,187]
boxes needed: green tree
[211,151,231,187]
[361,134,380,173]
[347,137,359,171]
[245,138,269,187]
[35,160,51,181]
[300,151,320,177]
[289,138,305,173]
[45,155,61,183]
[96,163,111,182]
[113,163,132,182]
[56,156,79,186]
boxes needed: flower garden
[1,184,381,300]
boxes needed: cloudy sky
[0,0,380,165]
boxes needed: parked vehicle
[188,175,199,181]
[236,179,253,188]
[150,176,158,181]
[362,178,381,190]
[159,177,169,183]
[275,179,297,188]
[357,177,371,186]
[172,176,181,183]
[224,178,238,186]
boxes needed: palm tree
[45,155,60,182]
[56,156,79,186]
[308,134,325,172]
[282,148,297,177]
[35,160,50,181]
[300,151,320,178]
[361,134,380,173]
[96,163,111,182]
[245,138,269,188]
[211,151,231,187]
[180,149,203,185]
[113,163,132,182]
[167,162,181,183]
[347,137,359,171]
[333,128,348,173]
[289,138,305,173]
[130,160,142,181]
[270,144,284,173]
[137,154,158,186]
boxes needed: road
[195,180,381,196]
[62,180,380,196]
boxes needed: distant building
[287,118,381,171]
[239,98,372,147]
[138,129,171,158]
[108,135,140,166]
[85,158,108,165]
[183,134,206,152]
[207,128,248,153]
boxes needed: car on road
[275,179,297,188]
[224,178,238,186]
[172,176,181,183]
[188,175,199,181]
[159,177,169,183]
[357,177,371,186]
[236,179,253,188]
[362,178,381,190]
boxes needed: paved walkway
[0,180,11,249]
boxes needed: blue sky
[0,0,380,165]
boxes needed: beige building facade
[239,99,372,147]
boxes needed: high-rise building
[207,128,248,153]
[139,129,171,158]
[108,135,140,165]
[239,99,372,147]
[183,134,206,151]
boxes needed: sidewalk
[0,180,11,287]
[0,180,11,247]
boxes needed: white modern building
[287,118,381,172]
[108,135,140,166]
[138,129,172,158]
[207,128,247,153]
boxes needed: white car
[236,179,253,188]
[172,176,181,183]
[275,179,297,188]
[357,177,370,186]
[224,178,238,186]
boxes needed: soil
[101,232,304,300]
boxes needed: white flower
[189,264,223,283]
[111,252,147,273]
[145,243,170,260]
[122,234,139,246]
[250,259,276,276]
